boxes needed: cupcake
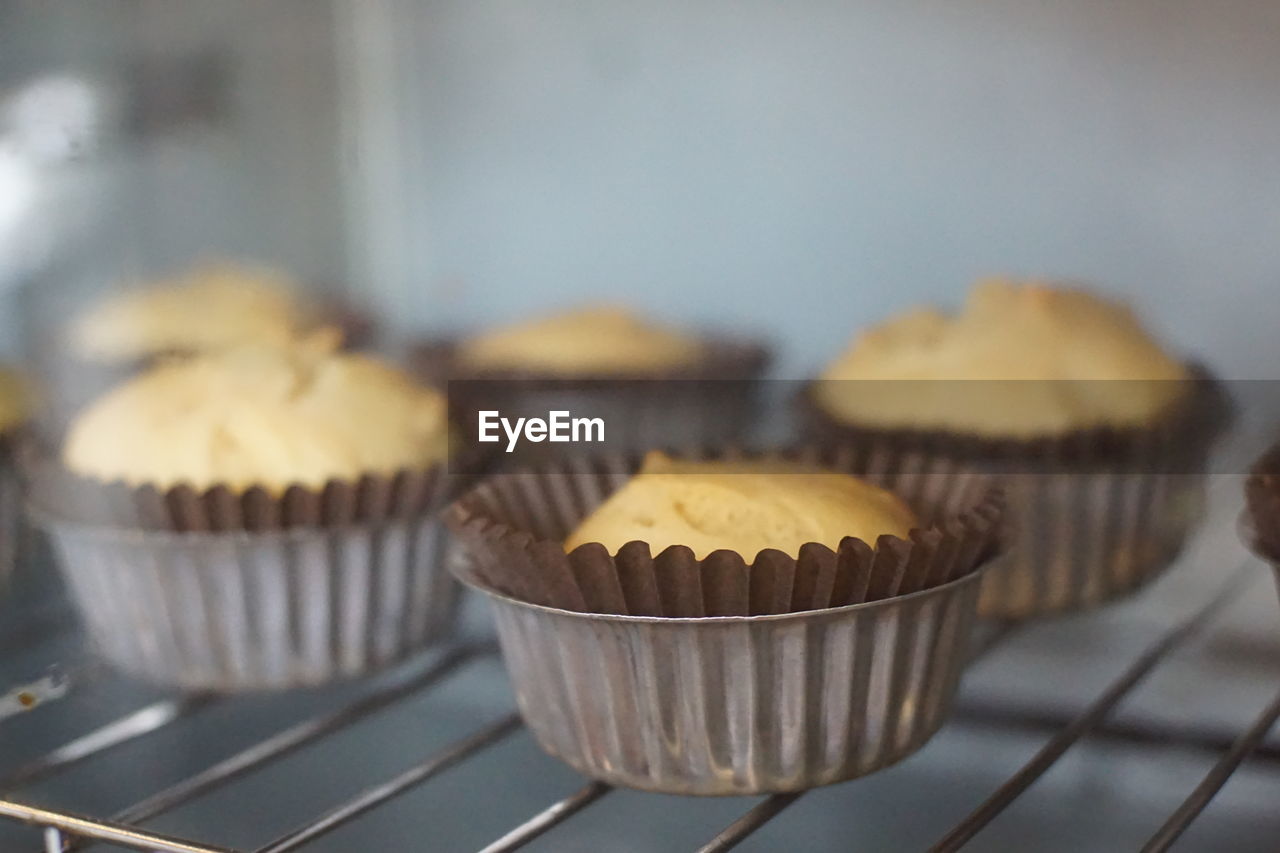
[805,279,1226,618]
[565,452,917,558]
[69,261,307,365]
[413,305,770,461]
[447,447,1004,794]
[44,260,370,435]
[30,332,462,690]
[455,305,706,376]
[0,366,31,586]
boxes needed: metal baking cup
[446,448,1002,794]
[25,455,468,691]
[800,376,1228,619]
[978,471,1205,617]
[39,512,461,691]
[461,567,982,795]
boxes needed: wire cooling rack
[0,476,1277,852]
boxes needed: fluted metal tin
[799,375,1228,620]
[466,569,983,795]
[41,514,461,691]
[979,471,1205,618]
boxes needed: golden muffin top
[63,332,449,492]
[457,305,704,376]
[564,451,917,560]
[815,279,1191,436]
[70,261,310,363]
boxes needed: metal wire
[928,559,1259,853]
[254,713,523,853]
[100,645,486,835]
[692,614,1025,852]
[477,782,613,853]
[0,800,234,853]
[0,695,216,792]
[1141,688,1280,853]
[696,794,803,853]
[954,700,1280,764]
[0,558,1271,852]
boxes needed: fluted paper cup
[27,456,466,691]
[446,447,1003,793]
[463,566,981,794]
[447,447,1004,616]
[800,373,1228,619]
[38,513,461,691]
[977,471,1206,616]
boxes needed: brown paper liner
[445,447,1004,617]
[24,449,453,534]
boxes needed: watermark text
[478,410,605,452]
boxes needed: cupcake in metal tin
[803,279,1228,619]
[447,448,1004,795]
[30,331,464,691]
[411,305,771,462]
[68,261,312,366]
[40,259,373,437]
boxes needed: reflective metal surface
[478,570,983,795]
[42,516,461,691]
[979,472,1207,618]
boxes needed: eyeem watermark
[478,410,605,453]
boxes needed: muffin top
[815,279,1191,436]
[456,305,704,376]
[564,451,917,559]
[70,261,309,363]
[0,366,30,435]
[63,332,449,492]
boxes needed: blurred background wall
[347,0,1279,377]
[0,0,345,361]
[2,0,1278,375]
